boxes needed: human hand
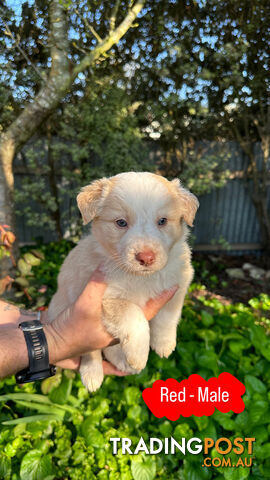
[44,267,178,371]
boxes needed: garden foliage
[0,244,270,479]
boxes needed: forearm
[0,324,29,378]
[0,281,178,379]
[0,301,70,378]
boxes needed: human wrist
[0,325,29,378]
[42,308,79,364]
[15,327,29,370]
[42,323,66,364]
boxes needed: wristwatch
[15,313,56,384]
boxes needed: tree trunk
[234,118,270,254]
[0,138,17,277]
[47,124,63,240]
[254,137,270,254]
[0,73,71,274]
[247,148,270,254]
[0,0,144,275]
[252,193,270,251]
[0,135,16,229]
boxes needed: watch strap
[16,316,56,383]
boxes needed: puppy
[48,172,199,391]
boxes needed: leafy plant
[0,224,16,295]
[10,240,75,308]
[0,288,269,479]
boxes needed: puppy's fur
[48,172,199,391]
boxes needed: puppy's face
[77,172,199,275]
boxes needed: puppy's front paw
[151,336,176,358]
[103,344,138,374]
[80,359,104,392]
[122,337,149,372]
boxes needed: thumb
[143,285,179,321]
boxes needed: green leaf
[196,329,217,343]
[12,400,64,419]
[196,351,219,375]
[15,291,25,297]
[159,421,172,436]
[30,249,45,260]
[228,339,250,355]
[2,414,60,425]
[244,375,267,395]
[0,393,52,403]
[0,453,11,479]
[41,373,62,395]
[212,411,235,431]
[201,310,214,327]
[91,398,110,421]
[17,258,32,275]
[13,423,26,437]
[131,458,156,480]
[223,465,249,480]
[252,425,269,444]
[249,400,268,424]
[124,387,141,406]
[49,374,72,405]
[127,406,142,422]
[250,324,270,361]
[194,416,209,431]
[15,276,30,287]
[200,420,217,440]
[255,443,270,459]
[183,460,211,480]
[174,423,193,440]
[24,252,41,266]
[235,410,249,431]
[20,450,53,480]
[81,422,104,447]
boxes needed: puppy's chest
[104,266,180,307]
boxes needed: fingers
[143,285,179,321]
[102,360,128,376]
[56,357,81,370]
[56,359,128,376]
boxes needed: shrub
[0,289,270,479]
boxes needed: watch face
[20,320,43,331]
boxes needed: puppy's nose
[135,250,155,266]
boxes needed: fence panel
[14,142,270,254]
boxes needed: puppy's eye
[158,217,167,226]
[116,219,128,228]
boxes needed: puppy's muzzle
[135,250,156,266]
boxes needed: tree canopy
[0,0,269,251]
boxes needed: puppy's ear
[77,178,111,224]
[171,178,199,227]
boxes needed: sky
[1,0,254,108]
[5,0,35,24]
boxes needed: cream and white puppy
[48,172,199,391]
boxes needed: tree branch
[0,0,145,155]
[2,19,44,82]
[110,0,121,33]
[73,0,145,77]
[74,8,103,43]
[49,0,70,79]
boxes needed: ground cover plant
[0,243,270,479]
